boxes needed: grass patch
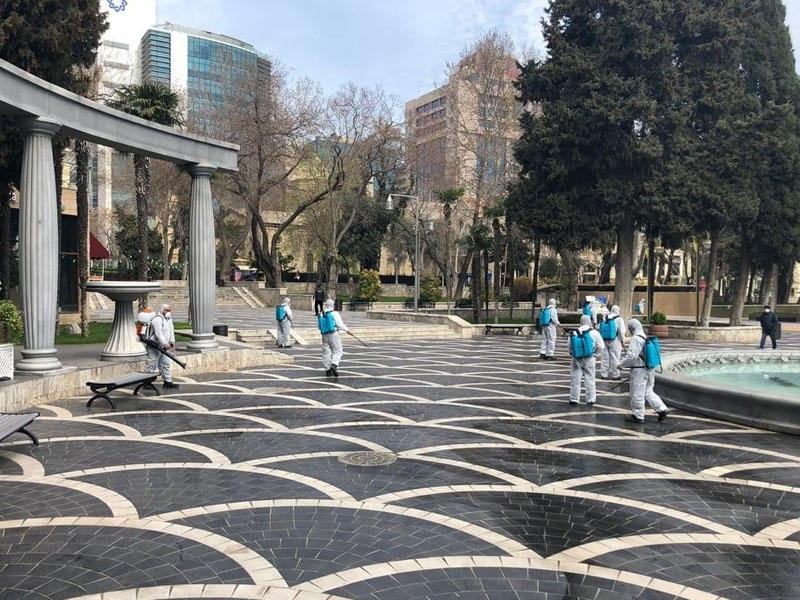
[55,322,190,344]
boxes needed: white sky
[156,0,800,109]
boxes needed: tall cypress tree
[511,0,678,315]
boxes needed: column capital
[18,117,61,137]
[188,164,216,178]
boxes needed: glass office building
[140,24,270,134]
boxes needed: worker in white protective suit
[276,297,294,348]
[568,314,604,406]
[317,298,350,377]
[144,303,179,390]
[599,304,625,380]
[538,298,560,360]
[619,318,669,423]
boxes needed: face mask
[165,311,172,319]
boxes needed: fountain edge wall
[655,351,800,435]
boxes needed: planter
[648,324,669,338]
[0,343,13,381]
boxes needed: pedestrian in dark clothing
[759,305,779,349]
[313,283,325,316]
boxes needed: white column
[187,164,217,350]
[16,118,63,372]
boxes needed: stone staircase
[230,286,265,308]
[234,323,458,347]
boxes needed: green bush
[455,297,473,308]
[650,311,667,325]
[356,269,382,302]
[0,300,23,344]
[419,275,443,303]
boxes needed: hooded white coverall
[319,299,349,371]
[276,298,294,347]
[569,315,604,404]
[539,298,560,358]
[145,305,176,383]
[600,305,625,379]
[620,319,668,421]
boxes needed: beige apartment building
[390,50,521,283]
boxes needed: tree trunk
[598,250,614,285]
[777,259,793,304]
[700,232,720,327]
[75,140,90,337]
[559,248,580,309]
[471,249,481,322]
[765,263,779,309]
[646,238,655,323]
[492,218,501,324]
[0,185,11,300]
[134,155,150,284]
[530,238,541,323]
[483,248,490,322]
[615,213,636,319]
[746,265,755,304]
[728,240,749,326]
[454,248,471,300]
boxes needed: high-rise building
[140,23,270,134]
[92,1,269,218]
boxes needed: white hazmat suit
[539,298,560,359]
[276,297,294,348]
[569,315,604,405]
[319,298,349,377]
[600,304,625,379]
[619,318,669,422]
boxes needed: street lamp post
[387,194,425,311]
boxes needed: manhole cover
[338,451,397,466]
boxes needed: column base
[100,351,147,362]
[187,333,219,352]
[15,348,63,372]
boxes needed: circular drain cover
[338,451,397,466]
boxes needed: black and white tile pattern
[0,333,799,599]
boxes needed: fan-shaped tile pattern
[77,467,330,517]
[0,525,252,600]
[395,491,711,557]
[177,505,504,586]
[0,481,112,519]
[589,542,800,600]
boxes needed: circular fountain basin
[655,351,800,434]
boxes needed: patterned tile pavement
[0,321,799,600]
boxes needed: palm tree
[107,82,183,289]
[434,187,464,313]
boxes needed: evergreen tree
[511,0,677,315]
[0,0,107,298]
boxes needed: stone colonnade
[15,117,219,372]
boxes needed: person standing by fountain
[758,305,779,350]
[620,318,668,423]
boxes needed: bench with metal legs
[484,324,529,336]
[86,373,159,409]
[0,412,40,446]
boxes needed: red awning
[89,233,110,259]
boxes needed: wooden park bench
[484,324,530,336]
[0,412,40,446]
[86,372,159,409]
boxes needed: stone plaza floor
[0,326,799,599]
